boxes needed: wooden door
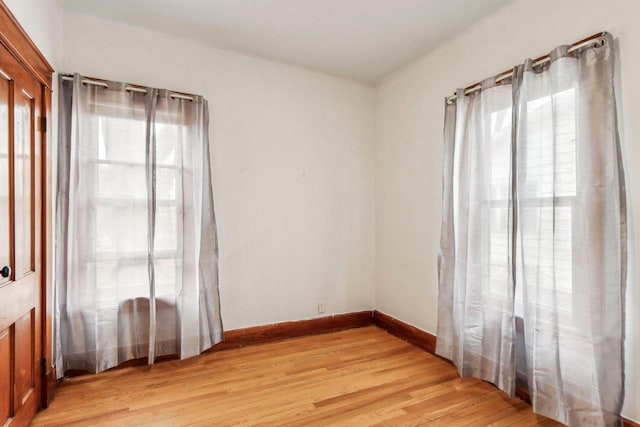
[0,39,43,427]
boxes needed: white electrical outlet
[317,301,325,314]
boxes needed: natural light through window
[489,88,576,313]
[93,114,183,304]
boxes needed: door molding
[0,0,54,410]
[0,2,53,89]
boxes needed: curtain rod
[60,74,196,101]
[446,32,607,104]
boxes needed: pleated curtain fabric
[55,74,223,376]
[436,78,517,397]
[436,33,626,427]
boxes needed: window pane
[14,93,33,276]
[98,116,145,162]
[520,206,573,312]
[490,107,512,200]
[90,107,183,303]
[155,259,181,297]
[157,168,178,202]
[522,89,576,198]
[155,206,181,253]
[94,260,150,303]
[98,163,147,199]
[155,122,180,167]
[516,87,576,316]
[0,78,9,282]
[490,206,509,297]
[483,85,513,300]
[96,204,148,254]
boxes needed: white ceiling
[60,0,513,83]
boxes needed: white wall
[375,0,640,421]
[4,0,62,68]
[62,12,376,331]
[10,0,636,420]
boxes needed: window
[438,34,625,425]
[517,88,577,317]
[88,98,184,308]
[56,76,223,375]
[487,88,513,300]
[486,86,579,319]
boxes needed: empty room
[0,0,638,425]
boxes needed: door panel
[13,311,35,412]
[0,41,42,427]
[0,273,36,331]
[0,73,8,286]
[0,328,11,424]
[14,90,34,277]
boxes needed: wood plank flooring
[32,327,560,426]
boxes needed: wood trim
[515,386,531,404]
[40,84,54,408]
[42,367,58,410]
[0,1,54,89]
[63,311,375,376]
[373,310,436,354]
[624,417,640,427]
[64,354,182,376]
[212,310,374,351]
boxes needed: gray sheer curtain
[437,79,517,396]
[55,74,223,376]
[437,33,626,426]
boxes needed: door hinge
[41,357,48,377]
[39,116,47,133]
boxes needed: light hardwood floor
[32,327,560,426]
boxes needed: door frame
[0,0,55,408]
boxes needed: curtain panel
[55,74,223,376]
[436,33,626,426]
